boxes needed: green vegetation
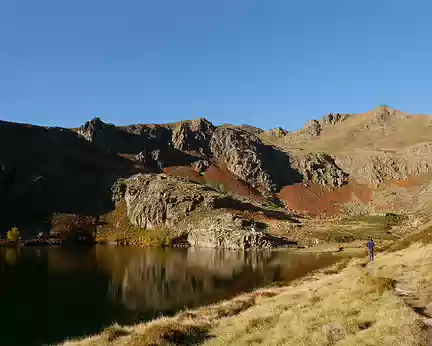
[320,213,406,243]
[350,213,406,232]
[7,227,21,243]
[204,181,229,194]
[96,201,176,247]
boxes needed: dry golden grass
[62,241,432,346]
[263,109,432,153]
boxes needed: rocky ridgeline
[264,107,410,144]
[78,116,347,192]
[112,173,289,249]
[264,112,351,143]
[3,106,432,241]
[172,118,215,155]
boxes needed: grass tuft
[100,326,129,342]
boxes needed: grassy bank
[62,239,432,346]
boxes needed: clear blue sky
[1,0,432,130]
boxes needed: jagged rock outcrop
[210,127,277,192]
[172,118,215,156]
[111,173,288,249]
[365,107,409,132]
[221,124,264,136]
[210,126,347,191]
[77,117,107,142]
[264,113,349,142]
[78,117,172,155]
[266,127,289,137]
[278,120,322,144]
[290,152,348,187]
[321,113,351,125]
[112,173,224,229]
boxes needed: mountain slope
[2,107,432,248]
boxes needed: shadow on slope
[0,121,146,232]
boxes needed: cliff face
[4,107,432,246]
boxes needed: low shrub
[7,227,21,243]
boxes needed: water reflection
[97,247,277,313]
[0,246,340,346]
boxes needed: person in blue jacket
[367,238,375,260]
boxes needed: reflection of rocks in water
[4,247,20,266]
[268,252,340,282]
[47,247,97,272]
[96,247,277,312]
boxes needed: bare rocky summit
[172,118,215,155]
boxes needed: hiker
[367,238,375,260]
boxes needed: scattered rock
[191,160,210,174]
[136,149,165,170]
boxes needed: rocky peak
[364,107,408,132]
[210,127,274,192]
[304,120,322,137]
[172,118,215,155]
[226,124,264,136]
[210,127,307,192]
[267,127,289,137]
[77,117,113,142]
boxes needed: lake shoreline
[0,244,342,346]
[62,241,432,346]
[0,237,367,256]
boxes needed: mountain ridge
[2,107,432,248]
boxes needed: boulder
[111,173,289,249]
[186,212,281,249]
[112,173,223,229]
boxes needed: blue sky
[1,0,431,130]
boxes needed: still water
[0,246,340,345]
